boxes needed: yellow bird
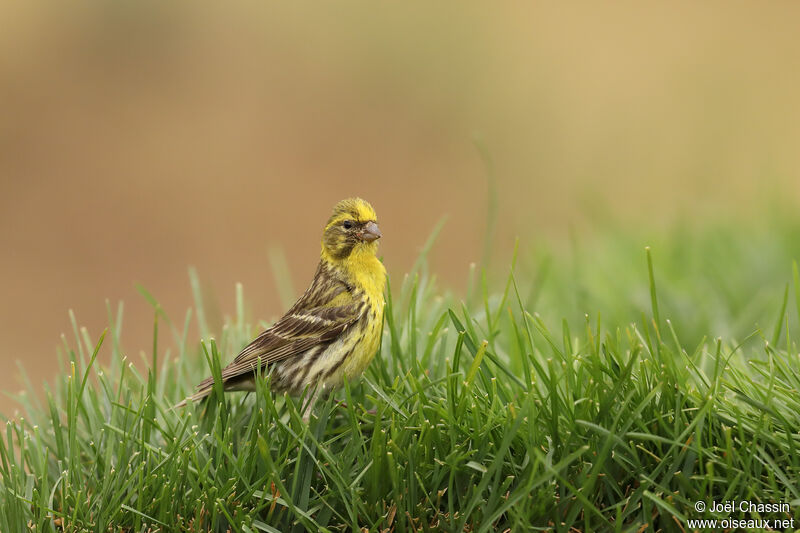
[176,198,386,408]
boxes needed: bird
[175,197,386,410]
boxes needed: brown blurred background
[3,2,800,414]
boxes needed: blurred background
[3,2,800,414]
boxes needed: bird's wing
[196,301,362,389]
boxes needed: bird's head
[321,198,382,261]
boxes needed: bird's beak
[360,221,381,242]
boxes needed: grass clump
[2,217,800,532]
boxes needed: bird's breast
[347,254,386,305]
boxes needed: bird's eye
[343,220,354,229]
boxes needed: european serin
[176,198,386,408]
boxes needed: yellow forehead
[327,198,378,226]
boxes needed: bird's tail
[171,383,215,410]
[172,374,256,410]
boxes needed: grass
[2,214,800,532]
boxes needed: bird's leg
[301,390,317,423]
[301,385,327,423]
